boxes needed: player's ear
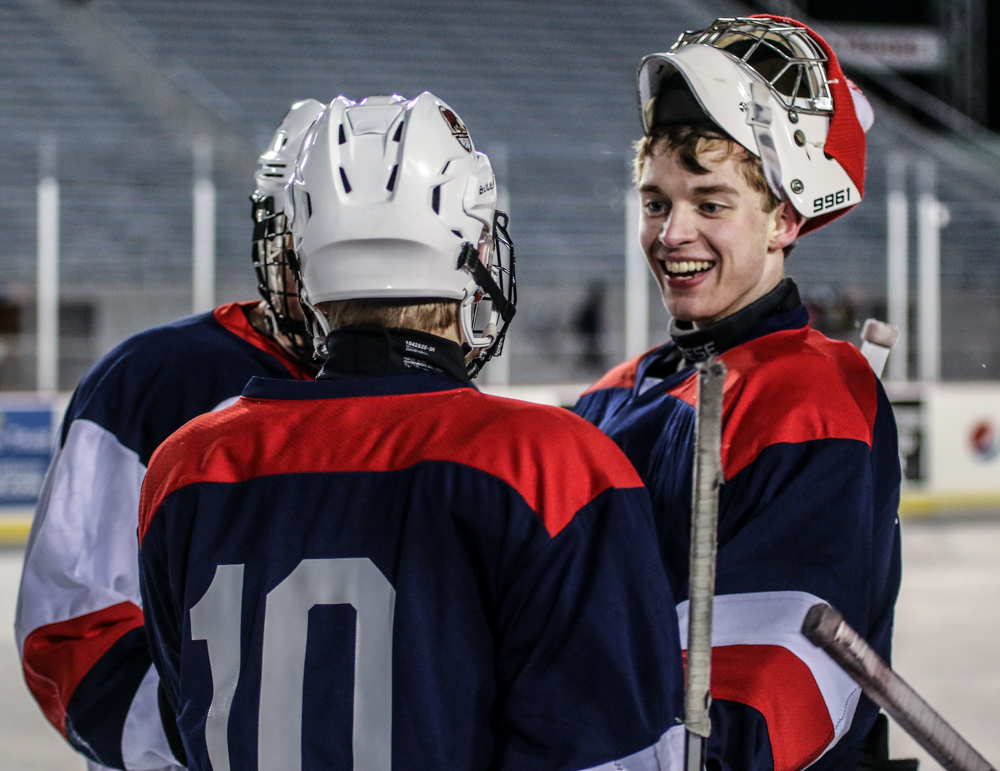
[769,201,804,254]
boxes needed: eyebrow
[638,183,741,197]
[692,184,740,197]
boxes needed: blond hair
[322,298,460,336]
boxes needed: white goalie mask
[251,98,325,359]
[287,92,515,375]
[638,15,873,233]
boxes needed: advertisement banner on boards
[0,399,59,508]
[925,383,1000,494]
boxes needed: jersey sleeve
[490,434,686,771]
[15,416,183,771]
[696,379,901,771]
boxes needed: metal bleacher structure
[2,0,1000,393]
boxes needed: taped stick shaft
[685,360,727,768]
[802,604,996,771]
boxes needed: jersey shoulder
[582,353,644,396]
[473,391,644,493]
[714,326,879,477]
[67,311,225,415]
[64,304,291,459]
[140,387,645,545]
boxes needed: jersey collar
[635,278,808,395]
[670,278,801,364]
[317,326,472,387]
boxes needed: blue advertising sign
[0,407,53,506]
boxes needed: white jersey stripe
[677,591,861,757]
[16,419,146,649]
[121,665,185,771]
[580,724,685,771]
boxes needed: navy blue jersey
[139,365,687,771]
[575,302,902,771]
[17,302,313,770]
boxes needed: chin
[664,299,703,323]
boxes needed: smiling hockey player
[137,92,687,771]
[574,16,902,771]
[15,100,324,771]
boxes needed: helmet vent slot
[339,167,352,193]
[441,160,451,174]
[386,165,399,191]
[392,122,404,142]
[431,185,441,214]
[305,192,312,218]
[338,124,346,145]
[451,230,462,238]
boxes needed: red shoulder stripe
[213,302,313,381]
[22,602,144,738]
[582,353,645,396]
[670,327,878,479]
[140,390,643,544]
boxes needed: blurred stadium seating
[0,0,999,389]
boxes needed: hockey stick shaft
[802,604,996,771]
[685,360,727,771]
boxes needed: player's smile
[638,143,800,327]
[662,258,715,281]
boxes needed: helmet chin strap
[456,240,516,375]
[456,242,515,329]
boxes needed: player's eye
[643,200,668,215]
[699,202,723,215]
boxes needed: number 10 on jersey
[189,558,397,771]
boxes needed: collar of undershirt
[670,277,801,364]
[317,325,473,388]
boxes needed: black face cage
[459,209,517,378]
[673,18,833,116]
[250,194,315,362]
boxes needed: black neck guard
[317,326,472,388]
[670,278,801,364]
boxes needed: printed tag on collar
[439,106,473,152]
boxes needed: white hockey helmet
[288,92,516,375]
[251,98,325,358]
[638,15,873,233]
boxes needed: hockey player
[15,99,325,771]
[574,17,901,771]
[137,92,686,771]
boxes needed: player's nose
[658,207,697,247]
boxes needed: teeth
[666,260,713,275]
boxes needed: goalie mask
[638,15,873,233]
[287,92,516,376]
[251,98,325,359]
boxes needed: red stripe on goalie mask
[750,14,867,234]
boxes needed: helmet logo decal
[439,106,473,152]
